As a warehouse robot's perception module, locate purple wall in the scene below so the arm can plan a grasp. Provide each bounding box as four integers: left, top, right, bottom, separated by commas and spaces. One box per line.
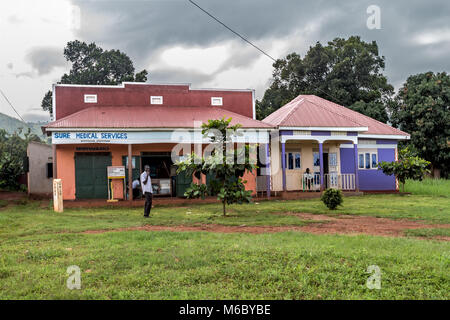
311, 131, 331, 136
340, 148, 356, 174
347, 132, 358, 136
358, 148, 396, 190
280, 130, 293, 136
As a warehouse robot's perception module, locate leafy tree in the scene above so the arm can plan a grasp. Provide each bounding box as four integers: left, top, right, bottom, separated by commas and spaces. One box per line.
389, 71, 450, 178
256, 36, 394, 122
176, 118, 256, 216
378, 147, 431, 193
41, 40, 148, 115
0, 128, 41, 190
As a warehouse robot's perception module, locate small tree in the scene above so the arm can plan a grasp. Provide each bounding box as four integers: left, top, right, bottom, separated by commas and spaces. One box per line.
378, 147, 431, 193
176, 118, 256, 216
321, 189, 343, 210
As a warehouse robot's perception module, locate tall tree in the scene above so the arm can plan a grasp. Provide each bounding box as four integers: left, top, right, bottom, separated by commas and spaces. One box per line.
389, 71, 450, 178
41, 40, 148, 115
256, 36, 394, 122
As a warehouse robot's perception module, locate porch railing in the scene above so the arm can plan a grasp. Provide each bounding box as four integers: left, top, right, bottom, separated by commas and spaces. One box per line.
324, 173, 355, 190
301, 173, 355, 191
301, 173, 321, 191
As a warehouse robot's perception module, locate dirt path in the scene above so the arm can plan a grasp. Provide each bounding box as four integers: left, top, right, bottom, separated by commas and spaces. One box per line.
82, 212, 450, 240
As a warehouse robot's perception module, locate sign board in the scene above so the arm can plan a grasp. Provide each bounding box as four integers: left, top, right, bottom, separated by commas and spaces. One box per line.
53, 179, 63, 212
107, 166, 126, 179
51, 130, 269, 144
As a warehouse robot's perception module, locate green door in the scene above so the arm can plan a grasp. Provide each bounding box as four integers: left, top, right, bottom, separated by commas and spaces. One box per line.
176, 172, 192, 197
122, 156, 141, 182
75, 153, 112, 199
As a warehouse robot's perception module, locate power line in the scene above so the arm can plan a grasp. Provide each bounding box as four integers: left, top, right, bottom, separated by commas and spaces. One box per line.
187, 1, 349, 107
0, 88, 28, 124
188, 0, 277, 62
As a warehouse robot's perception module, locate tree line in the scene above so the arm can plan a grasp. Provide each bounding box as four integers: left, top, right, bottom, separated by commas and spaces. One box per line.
40, 38, 449, 178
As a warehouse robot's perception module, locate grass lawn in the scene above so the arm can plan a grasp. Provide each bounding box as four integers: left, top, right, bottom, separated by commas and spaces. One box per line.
404, 178, 450, 197
0, 185, 449, 299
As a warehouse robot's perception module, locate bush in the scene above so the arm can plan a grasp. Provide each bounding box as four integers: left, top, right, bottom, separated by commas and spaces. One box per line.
321, 189, 343, 210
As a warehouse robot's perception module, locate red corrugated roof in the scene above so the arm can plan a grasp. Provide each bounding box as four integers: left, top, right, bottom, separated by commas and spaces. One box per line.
263, 95, 409, 136
45, 105, 272, 129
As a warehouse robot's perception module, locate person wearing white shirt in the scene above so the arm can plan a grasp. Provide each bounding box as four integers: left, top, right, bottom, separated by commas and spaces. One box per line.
140, 165, 153, 217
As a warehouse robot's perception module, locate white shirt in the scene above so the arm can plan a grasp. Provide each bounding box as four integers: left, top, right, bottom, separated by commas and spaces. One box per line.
140, 172, 153, 194
132, 180, 140, 189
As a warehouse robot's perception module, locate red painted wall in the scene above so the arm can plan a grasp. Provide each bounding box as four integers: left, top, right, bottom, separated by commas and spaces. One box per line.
54, 83, 254, 120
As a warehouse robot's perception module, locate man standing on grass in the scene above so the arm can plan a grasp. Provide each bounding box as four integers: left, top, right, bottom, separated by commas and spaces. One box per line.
141, 165, 153, 218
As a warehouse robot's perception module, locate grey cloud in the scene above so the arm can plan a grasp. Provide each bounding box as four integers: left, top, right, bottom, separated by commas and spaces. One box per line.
68, 0, 450, 90
25, 47, 67, 76
14, 71, 34, 79
150, 67, 215, 87
6, 63, 13, 70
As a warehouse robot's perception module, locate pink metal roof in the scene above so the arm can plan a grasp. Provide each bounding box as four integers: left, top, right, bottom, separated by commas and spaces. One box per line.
45, 105, 272, 130
263, 95, 409, 136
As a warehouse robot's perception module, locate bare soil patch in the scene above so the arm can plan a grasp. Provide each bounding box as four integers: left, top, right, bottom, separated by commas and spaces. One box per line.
82, 212, 450, 240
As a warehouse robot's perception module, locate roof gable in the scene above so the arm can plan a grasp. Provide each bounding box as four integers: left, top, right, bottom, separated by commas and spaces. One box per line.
263, 95, 409, 136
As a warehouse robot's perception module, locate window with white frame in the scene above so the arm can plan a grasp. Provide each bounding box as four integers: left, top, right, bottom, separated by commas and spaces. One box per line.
84, 94, 97, 103
313, 152, 320, 167
150, 96, 163, 105
358, 152, 378, 169
285, 152, 301, 170
211, 97, 223, 106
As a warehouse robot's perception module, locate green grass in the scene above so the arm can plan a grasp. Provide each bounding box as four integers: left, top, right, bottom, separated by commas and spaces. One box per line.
0, 231, 448, 299
405, 178, 450, 197
404, 228, 450, 238
0, 192, 449, 299
0, 193, 449, 240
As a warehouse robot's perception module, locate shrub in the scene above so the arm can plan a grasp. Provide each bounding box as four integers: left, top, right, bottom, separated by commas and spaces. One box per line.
321, 189, 343, 210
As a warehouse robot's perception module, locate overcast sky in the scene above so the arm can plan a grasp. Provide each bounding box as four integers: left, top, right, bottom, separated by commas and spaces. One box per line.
1, 0, 449, 122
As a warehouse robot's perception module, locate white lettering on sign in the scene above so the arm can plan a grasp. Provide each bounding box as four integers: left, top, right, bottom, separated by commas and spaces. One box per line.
51, 130, 270, 145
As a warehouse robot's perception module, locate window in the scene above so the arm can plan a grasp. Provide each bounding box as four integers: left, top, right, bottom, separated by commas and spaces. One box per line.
329, 153, 337, 166
211, 97, 223, 106
295, 153, 301, 169
84, 94, 97, 103
151, 96, 163, 105
313, 152, 320, 167
125, 156, 137, 169
285, 152, 301, 170
359, 154, 364, 169
372, 153, 378, 168
359, 152, 378, 169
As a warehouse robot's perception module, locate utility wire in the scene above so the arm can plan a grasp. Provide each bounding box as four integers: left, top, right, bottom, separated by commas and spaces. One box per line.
0, 88, 28, 124
187, 0, 348, 107
188, 0, 277, 62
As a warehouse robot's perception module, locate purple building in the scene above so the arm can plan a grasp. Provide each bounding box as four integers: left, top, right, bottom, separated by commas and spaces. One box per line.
263, 95, 409, 192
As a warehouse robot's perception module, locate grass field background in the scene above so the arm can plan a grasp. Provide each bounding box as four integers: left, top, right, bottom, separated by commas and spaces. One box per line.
0, 179, 449, 299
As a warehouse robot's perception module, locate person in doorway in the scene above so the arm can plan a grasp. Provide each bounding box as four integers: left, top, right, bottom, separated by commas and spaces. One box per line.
132, 179, 141, 199
304, 168, 313, 191
141, 165, 153, 217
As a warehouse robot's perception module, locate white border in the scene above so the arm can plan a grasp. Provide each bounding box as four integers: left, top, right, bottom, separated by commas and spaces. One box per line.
358, 134, 410, 140
84, 94, 97, 103
279, 126, 368, 132
150, 96, 163, 105
211, 97, 223, 106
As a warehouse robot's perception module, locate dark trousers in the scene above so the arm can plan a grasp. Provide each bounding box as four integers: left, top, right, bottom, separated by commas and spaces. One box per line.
144, 192, 153, 216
